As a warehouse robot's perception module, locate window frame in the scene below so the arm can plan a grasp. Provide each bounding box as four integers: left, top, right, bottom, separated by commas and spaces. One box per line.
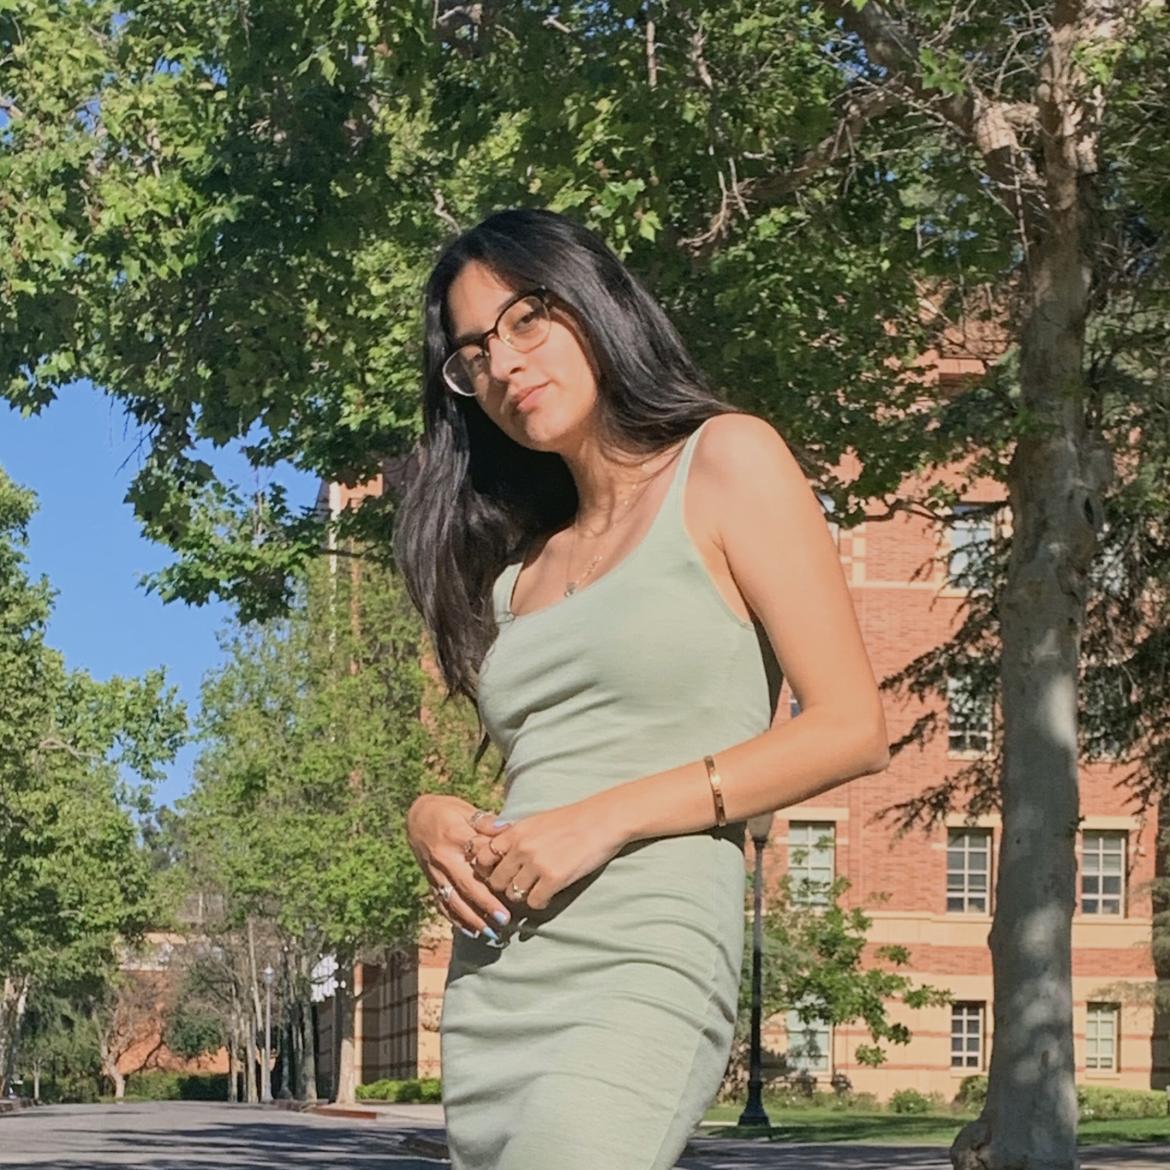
946, 673, 994, 757
1085, 1002, 1120, 1073
785, 1006, 833, 1075
946, 827, 993, 915
950, 1001, 986, 1071
946, 502, 997, 590
1080, 830, 1127, 917
788, 821, 836, 908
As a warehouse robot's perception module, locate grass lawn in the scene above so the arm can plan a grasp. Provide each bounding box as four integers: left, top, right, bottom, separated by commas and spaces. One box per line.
701, 1103, 1170, 1145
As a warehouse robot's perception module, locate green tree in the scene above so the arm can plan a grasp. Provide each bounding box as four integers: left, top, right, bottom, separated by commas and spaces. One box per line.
176, 557, 494, 1102
0, 466, 186, 1092
724, 874, 949, 1100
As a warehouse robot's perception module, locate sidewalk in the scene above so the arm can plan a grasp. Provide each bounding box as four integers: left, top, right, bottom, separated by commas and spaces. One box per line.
308, 1104, 1170, 1170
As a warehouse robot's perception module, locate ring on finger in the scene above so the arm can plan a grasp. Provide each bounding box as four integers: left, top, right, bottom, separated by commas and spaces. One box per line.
463, 838, 476, 860
469, 808, 492, 829
436, 883, 454, 902
510, 881, 529, 901
488, 838, 508, 859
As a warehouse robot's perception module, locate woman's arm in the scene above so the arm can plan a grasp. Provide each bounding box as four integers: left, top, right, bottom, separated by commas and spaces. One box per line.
594, 411, 888, 844
471, 414, 888, 910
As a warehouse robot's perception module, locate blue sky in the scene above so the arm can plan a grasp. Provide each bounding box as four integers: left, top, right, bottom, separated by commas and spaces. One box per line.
0, 383, 319, 808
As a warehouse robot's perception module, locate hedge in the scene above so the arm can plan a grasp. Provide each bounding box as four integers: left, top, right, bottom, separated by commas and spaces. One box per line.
356, 1077, 442, 1103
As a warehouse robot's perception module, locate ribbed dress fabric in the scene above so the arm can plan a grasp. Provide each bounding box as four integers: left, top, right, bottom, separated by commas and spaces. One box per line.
440, 418, 781, 1169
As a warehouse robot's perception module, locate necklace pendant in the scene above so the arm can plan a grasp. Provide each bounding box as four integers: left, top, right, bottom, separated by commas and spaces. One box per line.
564, 582, 577, 597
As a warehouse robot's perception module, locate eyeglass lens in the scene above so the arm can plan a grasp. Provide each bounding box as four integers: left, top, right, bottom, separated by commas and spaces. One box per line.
443, 294, 550, 396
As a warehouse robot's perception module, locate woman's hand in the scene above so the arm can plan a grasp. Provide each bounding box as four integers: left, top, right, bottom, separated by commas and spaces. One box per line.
405, 794, 514, 938
467, 798, 628, 911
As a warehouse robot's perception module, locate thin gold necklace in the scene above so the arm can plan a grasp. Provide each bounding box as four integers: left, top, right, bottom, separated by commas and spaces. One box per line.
562, 448, 680, 597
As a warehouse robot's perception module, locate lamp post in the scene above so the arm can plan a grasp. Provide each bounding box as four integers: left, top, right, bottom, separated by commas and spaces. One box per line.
738, 812, 774, 1129
261, 964, 274, 1105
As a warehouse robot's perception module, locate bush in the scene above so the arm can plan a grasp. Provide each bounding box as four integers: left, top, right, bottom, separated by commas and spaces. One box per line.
123, 1071, 228, 1102
1077, 1085, 1167, 1120
178, 1073, 229, 1101
889, 1088, 933, 1114
356, 1077, 442, 1104
806, 1088, 879, 1112
955, 1074, 988, 1111
125, 1071, 181, 1100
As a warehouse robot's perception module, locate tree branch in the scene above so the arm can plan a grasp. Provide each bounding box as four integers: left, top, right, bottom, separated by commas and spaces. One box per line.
820, 0, 1042, 234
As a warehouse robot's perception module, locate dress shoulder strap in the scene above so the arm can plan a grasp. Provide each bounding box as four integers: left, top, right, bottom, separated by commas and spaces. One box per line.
660, 415, 715, 518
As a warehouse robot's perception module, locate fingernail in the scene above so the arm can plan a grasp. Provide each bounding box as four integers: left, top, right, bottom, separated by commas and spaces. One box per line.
482, 925, 500, 942
492, 910, 510, 926
459, 927, 479, 939
494, 820, 512, 827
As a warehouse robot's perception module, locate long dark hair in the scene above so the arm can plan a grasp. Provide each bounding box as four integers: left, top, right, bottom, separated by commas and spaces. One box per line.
394, 208, 732, 703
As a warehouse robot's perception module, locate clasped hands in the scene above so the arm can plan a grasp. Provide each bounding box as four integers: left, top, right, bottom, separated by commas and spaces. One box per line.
407, 792, 626, 940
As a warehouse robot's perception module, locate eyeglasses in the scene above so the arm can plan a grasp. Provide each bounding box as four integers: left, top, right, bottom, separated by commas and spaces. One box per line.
442, 287, 552, 398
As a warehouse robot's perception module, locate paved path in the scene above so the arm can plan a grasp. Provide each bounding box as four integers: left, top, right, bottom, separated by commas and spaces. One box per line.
0, 1102, 439, 1169
2, 1101, 1169, 1169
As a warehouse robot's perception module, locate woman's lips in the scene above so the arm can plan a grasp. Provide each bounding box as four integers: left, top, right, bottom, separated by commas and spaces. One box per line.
514, 383, 549, 413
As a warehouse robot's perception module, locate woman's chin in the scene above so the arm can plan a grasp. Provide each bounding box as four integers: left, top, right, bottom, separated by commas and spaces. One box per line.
510, 405, 585, 452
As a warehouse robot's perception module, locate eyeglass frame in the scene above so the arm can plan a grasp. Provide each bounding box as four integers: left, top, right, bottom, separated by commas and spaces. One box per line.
441, 286, 553, 397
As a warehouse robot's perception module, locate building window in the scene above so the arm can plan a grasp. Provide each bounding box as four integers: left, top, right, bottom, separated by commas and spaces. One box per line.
947, 503, 996, 587
1081, 664, 1128, 761
947, 828, 991, 914
951, 1002, 985, 1069
1086, 1003, 1119, 1071
1081, 831, 1126, 916
789, 822, 835, 906
947, 674, 992, 756
786, 1008, 832, 1074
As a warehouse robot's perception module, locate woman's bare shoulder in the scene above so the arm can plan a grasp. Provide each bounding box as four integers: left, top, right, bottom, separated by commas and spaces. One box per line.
691, 413, 806, 507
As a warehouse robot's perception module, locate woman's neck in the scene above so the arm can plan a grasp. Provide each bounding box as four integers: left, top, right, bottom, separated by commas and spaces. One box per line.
559, 434, 683, 531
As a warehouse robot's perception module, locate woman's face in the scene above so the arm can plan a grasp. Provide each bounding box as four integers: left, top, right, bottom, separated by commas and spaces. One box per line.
444, 260, 601, 452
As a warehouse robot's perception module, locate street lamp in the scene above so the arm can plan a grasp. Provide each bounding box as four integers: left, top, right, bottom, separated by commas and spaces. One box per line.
261, 964, 275, 1105
738, 812, 774, 1129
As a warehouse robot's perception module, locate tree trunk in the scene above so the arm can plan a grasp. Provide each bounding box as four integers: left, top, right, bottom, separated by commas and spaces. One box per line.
276, 1017, 293, 1099
227, 1020, 239, 1104
297, 998, 318, 1103
246, 917, 269, 1104
951, 26, 1110, 1168
101, 1049, 126, 1101
334, 959, 357, 1105
0, 976, 29, 1097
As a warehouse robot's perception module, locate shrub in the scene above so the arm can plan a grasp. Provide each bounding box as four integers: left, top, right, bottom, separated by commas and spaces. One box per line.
356, 1077, 441, 1104
125, 1071, 182, 1100
1076, 1085, 1167, 1120
889, 1087, 933, 1114
123, 1071, 227, 1101
809, 1088, 879, 1112
955, 1074, 988, 1111
178, 1073, 229, 1101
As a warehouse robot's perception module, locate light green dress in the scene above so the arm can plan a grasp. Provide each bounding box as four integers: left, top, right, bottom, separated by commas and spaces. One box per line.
440, 418, 781, 1169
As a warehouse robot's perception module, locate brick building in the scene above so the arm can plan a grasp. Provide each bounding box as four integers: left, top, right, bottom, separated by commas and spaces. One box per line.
320, 351, 1159, 1102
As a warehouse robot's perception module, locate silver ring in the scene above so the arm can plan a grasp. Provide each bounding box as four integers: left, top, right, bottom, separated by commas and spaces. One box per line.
463, 838, 476, 860
436, 883, 454, 902
511, 882, 528, 900
469, 809, 492, 829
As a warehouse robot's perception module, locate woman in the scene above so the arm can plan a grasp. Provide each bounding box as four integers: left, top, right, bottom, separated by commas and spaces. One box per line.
396, 208, 888, 1169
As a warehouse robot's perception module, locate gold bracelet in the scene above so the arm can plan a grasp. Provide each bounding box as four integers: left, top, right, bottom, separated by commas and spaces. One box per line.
703, 754, 727, 828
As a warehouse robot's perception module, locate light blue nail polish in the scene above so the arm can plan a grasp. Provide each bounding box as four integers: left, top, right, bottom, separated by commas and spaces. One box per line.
492, 910, 510, 926
459, 927, 479, 939
482, 925, 500, 942
494, 820, 512, 827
